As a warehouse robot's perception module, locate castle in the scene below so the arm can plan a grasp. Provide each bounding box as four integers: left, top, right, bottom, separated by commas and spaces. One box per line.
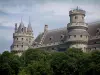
11, 7, 100, 56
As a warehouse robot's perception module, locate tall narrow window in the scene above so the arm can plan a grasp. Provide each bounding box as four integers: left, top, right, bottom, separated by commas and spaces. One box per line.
75, 16, 78, 19
17, 38, 18, 40
17, 45, 18, 47
22, 45, 23, 47
80, 35, 82, 37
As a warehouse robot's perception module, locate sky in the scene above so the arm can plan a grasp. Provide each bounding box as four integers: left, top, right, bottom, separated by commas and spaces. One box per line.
0, 0, 100, 53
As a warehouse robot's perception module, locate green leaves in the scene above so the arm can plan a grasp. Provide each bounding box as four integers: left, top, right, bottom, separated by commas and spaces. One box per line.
1, 48, 100, 75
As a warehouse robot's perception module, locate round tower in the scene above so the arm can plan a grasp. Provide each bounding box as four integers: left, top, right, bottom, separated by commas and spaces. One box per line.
10, 20, 34, 56
67, 7, 89, 52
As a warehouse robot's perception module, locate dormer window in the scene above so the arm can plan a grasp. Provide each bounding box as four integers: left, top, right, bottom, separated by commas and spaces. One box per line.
50, 37, 52, 40
61, 34, 64, 39
49, 36, 53, 41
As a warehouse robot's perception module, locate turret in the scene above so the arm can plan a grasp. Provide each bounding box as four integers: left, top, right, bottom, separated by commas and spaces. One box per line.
11, 18, 34, 56
44, 25, 48, 32
67, 7, 89, 52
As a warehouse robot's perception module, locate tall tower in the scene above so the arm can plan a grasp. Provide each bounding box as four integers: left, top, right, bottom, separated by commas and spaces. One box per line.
27, 17, 34, 46
10, 19, 34, 56
67, 7, 89, 52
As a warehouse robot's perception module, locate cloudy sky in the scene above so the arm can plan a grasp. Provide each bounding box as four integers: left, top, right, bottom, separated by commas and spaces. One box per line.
0, 0, 100, 53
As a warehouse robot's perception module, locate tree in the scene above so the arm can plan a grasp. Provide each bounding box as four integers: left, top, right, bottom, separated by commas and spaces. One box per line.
0, 51, 21, 75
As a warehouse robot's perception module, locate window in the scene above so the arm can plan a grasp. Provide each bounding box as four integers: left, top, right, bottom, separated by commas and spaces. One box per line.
80, 35, 82, 37
22, 45, 23, 47
60, 35, 64, 39
49, 36, 53, 41
61, 35, 63, 38
74, 35, 76, 37
22, 28, 23, 32
17, 45, 18, 47
50, 38, 52, 40
52, 48, 54, 50
22, 38, 23, 40
75, 16, 78, 19
17, 38, 18, 40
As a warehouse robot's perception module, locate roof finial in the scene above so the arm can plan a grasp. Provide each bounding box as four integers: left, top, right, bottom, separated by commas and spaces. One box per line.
21, 16, 23, 23
29, 16, 31, 25
77, 6, 79, 10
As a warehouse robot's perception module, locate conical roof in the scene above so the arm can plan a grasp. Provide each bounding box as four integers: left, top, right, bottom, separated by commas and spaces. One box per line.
17, 20, 25, 32
27, 18, 33, 32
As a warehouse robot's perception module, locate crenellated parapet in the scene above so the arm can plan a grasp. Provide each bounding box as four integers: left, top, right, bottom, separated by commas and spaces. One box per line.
69, 7, 86, 16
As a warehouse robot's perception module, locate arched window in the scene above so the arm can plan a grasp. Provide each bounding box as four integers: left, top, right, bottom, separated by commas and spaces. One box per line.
75, 16, 78, 19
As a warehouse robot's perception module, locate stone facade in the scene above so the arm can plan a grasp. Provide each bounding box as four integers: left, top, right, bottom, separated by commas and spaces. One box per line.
10, 20, 34, 56
11, 7, 100, 55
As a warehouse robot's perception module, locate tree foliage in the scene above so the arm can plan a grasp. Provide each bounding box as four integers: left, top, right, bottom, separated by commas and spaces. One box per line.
1, 48, 100, 75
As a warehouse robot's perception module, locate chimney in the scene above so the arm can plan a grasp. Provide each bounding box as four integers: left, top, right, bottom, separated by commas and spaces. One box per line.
44, 25, 48, 32
15, 23, 17, 33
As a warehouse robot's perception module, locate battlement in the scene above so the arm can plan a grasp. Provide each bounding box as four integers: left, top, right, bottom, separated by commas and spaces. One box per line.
69, 7, 86, 16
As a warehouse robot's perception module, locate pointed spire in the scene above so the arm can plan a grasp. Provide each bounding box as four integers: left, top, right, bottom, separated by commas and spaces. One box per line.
27, 16, 33, 32
20, 16, 24, 24
29, 16, 31, 25
18, 17, 25, 32
76, 6, 79, 10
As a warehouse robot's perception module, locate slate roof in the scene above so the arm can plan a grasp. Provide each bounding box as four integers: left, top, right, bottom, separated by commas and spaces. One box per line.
42, 27, 67, 44
33, 22, 100, 46
88, 21, 100, 36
